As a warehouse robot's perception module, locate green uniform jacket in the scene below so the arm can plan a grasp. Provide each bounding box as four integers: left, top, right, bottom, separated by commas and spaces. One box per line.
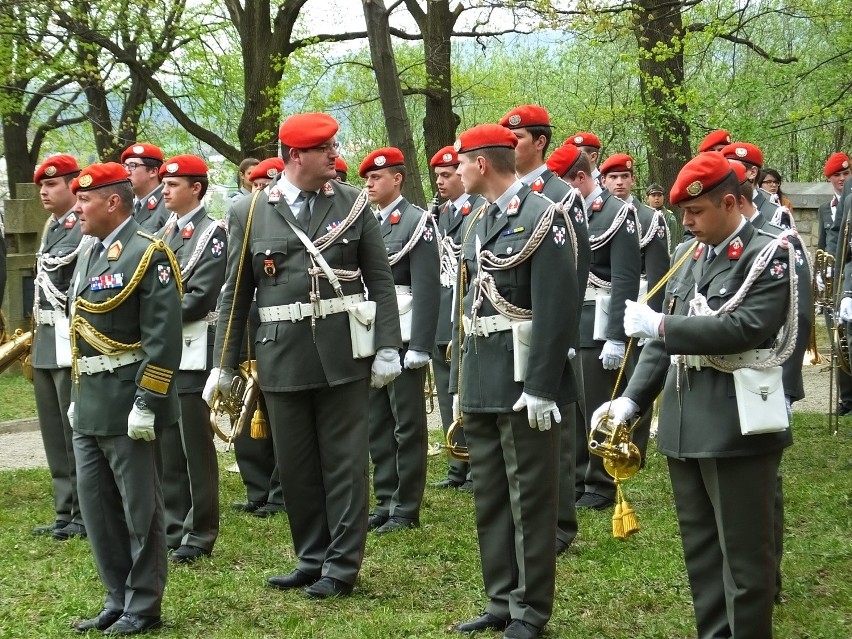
450, 186, 579, 411
214, 180, 402, 392
382, 198, 440, 354
580, 190, 641, 346
753, 188, 780, 224
634, 201, 671, 312
135, 184, 170, 233
156, 207, 227, 393
69, 221, 182, 435
624, 224, 794, 457
32, 211, 84, 368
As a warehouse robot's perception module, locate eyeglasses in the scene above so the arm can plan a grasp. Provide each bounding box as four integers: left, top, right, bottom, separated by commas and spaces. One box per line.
123, 162, 144, 172
305, 141, 340, 154
761, 179, 779, 186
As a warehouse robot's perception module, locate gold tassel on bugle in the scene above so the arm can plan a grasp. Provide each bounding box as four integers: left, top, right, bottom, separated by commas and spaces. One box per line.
612, 482, 639, 539
250, 407, 268, 439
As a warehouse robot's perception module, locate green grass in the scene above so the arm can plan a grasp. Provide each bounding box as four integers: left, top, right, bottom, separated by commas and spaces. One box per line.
0, 371, 37, 421
0, 414, 850, 638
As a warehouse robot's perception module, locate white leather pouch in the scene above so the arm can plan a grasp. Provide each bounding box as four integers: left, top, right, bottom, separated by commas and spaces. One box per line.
348, 301, 377, 359
732, 366, 789, 435
55, 316, 72, 368
511, 320, 533, 382
397, 293, 413, 343
180, 320, 208, 370
592, 296, 611, 342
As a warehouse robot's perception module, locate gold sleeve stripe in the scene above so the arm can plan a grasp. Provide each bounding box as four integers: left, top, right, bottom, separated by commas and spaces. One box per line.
140, 374, 170, 394
145, 364, 173, 376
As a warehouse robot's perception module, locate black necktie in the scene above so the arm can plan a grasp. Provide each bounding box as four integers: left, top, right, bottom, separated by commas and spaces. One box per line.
484, 204, 500, 234
448, 203, 457, 218
297, 191, 315, 228
134, 200, 142, 216
706, 247, 716, 263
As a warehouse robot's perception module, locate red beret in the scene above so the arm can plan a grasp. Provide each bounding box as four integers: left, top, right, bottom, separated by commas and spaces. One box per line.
159, 155, 208, 179
335, 157, 349, 173
499, 105, 551, 129
430, 146, 458, 168
71, 162, 131, 195
567, 132, 601, 149
34, 154, 80, 183
824, 152, 851, 177
248, 157, 284, 182
698, 129, 731, 153
670, 152, 735, 205
600, 153, 635, 175
120, 142, 164, 164
278, 113, 339, 148
454, 124, 518, 154
727, 159, 748, 184
359, 147, 405, 178
721, 142, 763, 168
546, 144, 582, 177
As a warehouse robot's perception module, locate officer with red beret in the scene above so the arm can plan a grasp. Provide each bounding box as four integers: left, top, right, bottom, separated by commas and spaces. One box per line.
449, 123, 579, 639
697, 129, 731, 153
206, 113, 402, 598
335, 156, 349, 182
596, 151, 795, 639
30, 154, 87, 541
721, 142, 782, 223
566, 132, 602, 186
68, 162, 182, 634
120, 142, 170, 233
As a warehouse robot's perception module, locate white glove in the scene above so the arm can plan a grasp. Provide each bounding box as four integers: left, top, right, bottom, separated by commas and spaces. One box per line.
568, 348, 576, 360
127, 405, 156, 441
202, 366, 235, 407
624, 299, 664, 340
599, 340, 625, 370
403, 349, 430, 370
590, 397, 639, 434
452, 393, 460, 420
840, 297, 852, 322
512, 392, 562, 431
67, 402, 75, 430
816, 273, 825, 294
371, 347, 402, 388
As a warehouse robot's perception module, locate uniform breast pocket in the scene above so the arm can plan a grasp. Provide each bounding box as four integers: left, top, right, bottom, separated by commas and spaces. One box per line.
323, 229, 358, 267
253, 239, 289, 286
385, 239, 405, 261
706, 276, 741, 309
491, 235, 529, 286
667, 280, 693, 314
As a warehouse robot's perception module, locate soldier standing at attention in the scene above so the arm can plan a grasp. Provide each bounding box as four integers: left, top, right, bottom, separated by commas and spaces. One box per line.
121, 143, 170, 233
205, 113, 402, 599
500, 105, 591, 555
721, 142, 780, 221
31, 154, 87, 540
156, 155, 227, 562
449, 124, 579, 639
567, 132, 603, 186
697, 129, 731, 153
429, 145, 485, 492
68, 163, 181, 635
360, 147, 440, 534
596, 151, 795, 639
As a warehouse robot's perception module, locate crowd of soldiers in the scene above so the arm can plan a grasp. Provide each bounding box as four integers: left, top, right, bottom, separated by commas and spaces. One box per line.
21, 105, 849, 638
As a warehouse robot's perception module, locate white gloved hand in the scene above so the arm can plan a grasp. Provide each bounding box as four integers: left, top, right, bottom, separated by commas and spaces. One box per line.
403, 349, 431, 370
127, 405, 156, 441
202, 366, 235, 407
371, 347, 402, 388
599, 340, 626, 370
590, 397, 639, 433
816, 273, 825, 294
568, 348, 576, 360
67, 402, 76, 430
624, 299, 664, 340
512, 392, 562, 431
452, 393, 460, 420
840, 297, 852, 322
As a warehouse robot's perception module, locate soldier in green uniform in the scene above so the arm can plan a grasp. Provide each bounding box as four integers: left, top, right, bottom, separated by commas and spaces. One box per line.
500, 105, 591, 555
121, 143, 170, 233
567, 131, 602, 187
335, 157, 349, 183
155, 155, 227, 562
30, 154, 87, 540
429, 145, 485, 491
646, 183, 680, 249
67, 162, 182, 635
205, 113, 402, 599
721, 142, 780, 221
359, 147, 440, 534
448, 124, 579, 639
247, 157, 284, 193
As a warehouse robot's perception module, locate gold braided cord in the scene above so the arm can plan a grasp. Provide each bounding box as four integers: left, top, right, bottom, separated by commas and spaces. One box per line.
73, 317, 141, 354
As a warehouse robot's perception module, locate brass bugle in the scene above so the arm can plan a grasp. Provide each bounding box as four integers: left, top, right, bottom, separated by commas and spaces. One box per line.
445, 417, 469, 462
588, 413, 641, 481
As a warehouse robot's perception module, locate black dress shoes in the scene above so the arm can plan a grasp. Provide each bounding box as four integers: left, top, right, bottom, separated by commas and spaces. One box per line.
102, 612, 163, 635
252, 502, 286, 518
432, 478, 464, 489
555, 538, 570, 556
33, 520, 68, 536
170, 544, 211, 563
303, 576, 353, 599
458, 480, 474, 493
451, 612, 510, 633
267, 569, 320, 590
503, 619, 541, 639
53, 522, 87, 541
576, 492, 615, 510
367, 513, 388, 530
232, 500, 265, 513
374, 516, 419, 535
74, 608, 123, 633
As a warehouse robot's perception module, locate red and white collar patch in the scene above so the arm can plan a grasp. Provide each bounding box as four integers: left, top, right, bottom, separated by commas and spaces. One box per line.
182, 221, 195, 239
64, 213, 77, 228
506, 195, 520, 216
727, 236, 743, 259
390, 209, 401, 224
147, 196, 158, 210
531, 176, 544, 192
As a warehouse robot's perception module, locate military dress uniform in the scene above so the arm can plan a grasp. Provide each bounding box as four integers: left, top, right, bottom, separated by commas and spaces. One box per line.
213, 173, 401, 589
156, 201, 226, 556
575, 187, 640, 504
367, 194, 440, 529
134, 184, 170, 234
68, 168, 181, 627
450, 176, 579, 633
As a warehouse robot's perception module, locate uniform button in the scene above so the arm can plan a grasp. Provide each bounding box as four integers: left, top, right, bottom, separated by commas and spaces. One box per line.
719, 288, 726, 295
506, 246, 513, 254
265, 249, 271, 255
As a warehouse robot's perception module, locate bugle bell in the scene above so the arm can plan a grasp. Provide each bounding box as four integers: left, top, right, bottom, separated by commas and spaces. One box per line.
588, 412, 641, 481
444, 417, 469, 462
209, 360, 260, 442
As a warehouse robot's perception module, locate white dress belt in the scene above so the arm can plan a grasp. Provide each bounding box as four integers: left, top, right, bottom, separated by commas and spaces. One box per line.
462, 314, 517, 337
258, 293, 365, 323
36, 309, 65, 326
76, 349, 144, 375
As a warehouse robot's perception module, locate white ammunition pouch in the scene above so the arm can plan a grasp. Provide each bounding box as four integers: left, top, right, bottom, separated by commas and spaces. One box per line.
463, 315, 532, 382
395, 285, 413, 343
179, 320, 208, 371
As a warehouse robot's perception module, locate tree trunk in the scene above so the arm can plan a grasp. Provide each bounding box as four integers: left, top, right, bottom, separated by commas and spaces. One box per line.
363, 0, 426, 206
2, 106, 36, 199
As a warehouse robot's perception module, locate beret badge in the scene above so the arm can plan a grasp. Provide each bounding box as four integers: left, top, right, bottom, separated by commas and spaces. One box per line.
45, 166, 57, 177
79, 174, 93, 188
686, 180, 703, 197
508, 114, 522, 126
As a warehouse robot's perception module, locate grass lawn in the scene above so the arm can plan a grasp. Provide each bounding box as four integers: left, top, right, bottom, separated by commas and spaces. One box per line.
0, 413, 850, 638
0, 370, 36, 421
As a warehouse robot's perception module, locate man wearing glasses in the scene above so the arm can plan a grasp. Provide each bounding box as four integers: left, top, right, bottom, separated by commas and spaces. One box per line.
120, 143, 170, 233
206, 113, 402, 598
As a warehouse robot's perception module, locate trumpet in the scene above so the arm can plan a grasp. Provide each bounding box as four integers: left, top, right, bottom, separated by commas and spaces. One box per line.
815, 249, 851, 375
444, 417, 469, 462
209, 360, 263, 442
588, 412, 642, 481
0, 326, 33, 376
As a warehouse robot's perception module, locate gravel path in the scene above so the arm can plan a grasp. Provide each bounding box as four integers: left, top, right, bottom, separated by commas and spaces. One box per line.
0, 356, 834, 471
